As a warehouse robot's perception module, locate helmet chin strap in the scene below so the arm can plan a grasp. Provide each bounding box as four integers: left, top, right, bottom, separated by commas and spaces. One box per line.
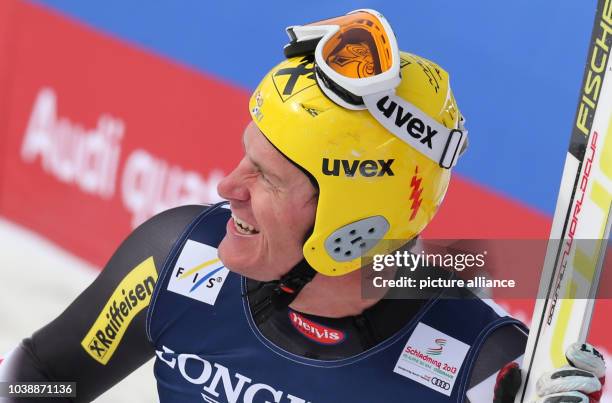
272, 259, 317, 307
271, 234, 423, 308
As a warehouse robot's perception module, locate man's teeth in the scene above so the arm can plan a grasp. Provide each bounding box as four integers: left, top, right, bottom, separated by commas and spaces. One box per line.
232, 214, 259, 235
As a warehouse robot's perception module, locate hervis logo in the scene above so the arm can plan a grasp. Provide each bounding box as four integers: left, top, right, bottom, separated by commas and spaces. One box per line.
289, 311, 345, 345
167, 240, 229, 305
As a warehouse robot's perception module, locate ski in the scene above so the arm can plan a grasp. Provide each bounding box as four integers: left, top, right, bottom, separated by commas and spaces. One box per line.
515, 1, 612, 401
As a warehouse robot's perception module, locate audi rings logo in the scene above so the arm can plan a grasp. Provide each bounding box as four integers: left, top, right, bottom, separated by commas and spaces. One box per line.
431, 377, 450, 390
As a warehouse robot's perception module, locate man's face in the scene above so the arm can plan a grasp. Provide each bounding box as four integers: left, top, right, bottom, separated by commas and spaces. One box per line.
217, 121, 318, 281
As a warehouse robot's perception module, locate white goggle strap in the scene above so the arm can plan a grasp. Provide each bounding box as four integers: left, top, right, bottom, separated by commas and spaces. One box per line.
363, 92, 467, 169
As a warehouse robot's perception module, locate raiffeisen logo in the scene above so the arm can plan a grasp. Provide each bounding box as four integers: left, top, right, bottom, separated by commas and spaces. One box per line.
81, 257, 157, 365
426, 339, 447, 356
156, 345, 311, 403
289, 311, 345, 345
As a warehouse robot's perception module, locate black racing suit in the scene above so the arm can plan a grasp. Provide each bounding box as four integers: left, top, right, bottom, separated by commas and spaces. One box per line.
0, 205, 527, 402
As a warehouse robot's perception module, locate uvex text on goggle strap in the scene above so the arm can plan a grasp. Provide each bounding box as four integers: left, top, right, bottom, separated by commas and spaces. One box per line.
284, 9, 467, 169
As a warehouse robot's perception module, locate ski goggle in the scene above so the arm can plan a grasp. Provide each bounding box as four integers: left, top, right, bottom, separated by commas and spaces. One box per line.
284, 9, 401, 110
284, 9, 467, 169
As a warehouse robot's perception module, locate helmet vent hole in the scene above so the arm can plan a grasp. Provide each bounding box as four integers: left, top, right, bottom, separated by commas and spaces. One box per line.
324, 216, 390, 263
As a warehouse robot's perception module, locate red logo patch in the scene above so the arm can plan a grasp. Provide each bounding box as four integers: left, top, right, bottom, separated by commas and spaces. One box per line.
288, 311, 345, 345
409, 166, 423, 221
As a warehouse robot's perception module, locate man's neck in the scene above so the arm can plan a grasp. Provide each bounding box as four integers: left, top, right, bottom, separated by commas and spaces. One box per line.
285, 239, 418, 318
288, 270, 382, 318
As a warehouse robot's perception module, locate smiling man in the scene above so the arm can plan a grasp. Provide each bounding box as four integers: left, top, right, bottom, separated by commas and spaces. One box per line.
0, 9, 605, 403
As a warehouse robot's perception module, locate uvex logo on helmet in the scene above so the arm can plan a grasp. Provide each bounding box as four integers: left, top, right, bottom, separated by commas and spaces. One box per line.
289, 311, 345, 344
376, 95, 437, 149
322, 158, 394, 177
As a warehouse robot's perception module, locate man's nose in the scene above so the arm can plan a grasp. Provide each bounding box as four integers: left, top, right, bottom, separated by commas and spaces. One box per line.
217, 162, 250, 202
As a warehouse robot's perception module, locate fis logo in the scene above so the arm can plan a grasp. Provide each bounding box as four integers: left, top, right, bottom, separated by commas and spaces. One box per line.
81, 257, 157, 365
426, 338, 447, 356
167, 240, 229, 306
376, 95, 437, 149
321, 158, 394, 177
176, 257, 225, 292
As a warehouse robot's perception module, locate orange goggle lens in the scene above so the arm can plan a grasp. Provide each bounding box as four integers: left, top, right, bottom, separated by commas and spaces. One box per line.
312, 11, 394, 78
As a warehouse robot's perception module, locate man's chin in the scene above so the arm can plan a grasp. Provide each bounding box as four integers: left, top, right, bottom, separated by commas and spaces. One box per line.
217, 235, 305, 282
218, 239, 269, 281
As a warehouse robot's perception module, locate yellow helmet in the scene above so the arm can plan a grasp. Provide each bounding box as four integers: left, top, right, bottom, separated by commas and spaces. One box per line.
249, 52, 464, 277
